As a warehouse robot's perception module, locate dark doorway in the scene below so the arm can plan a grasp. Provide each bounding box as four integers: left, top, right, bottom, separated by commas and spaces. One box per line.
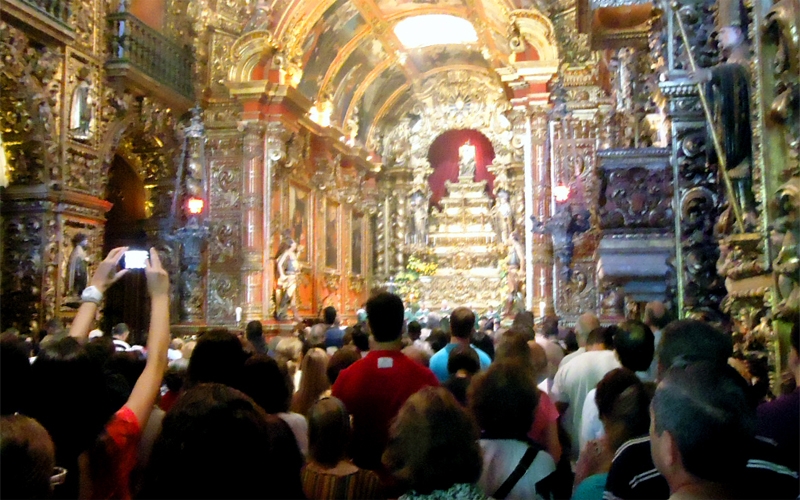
102, 155, 149, 343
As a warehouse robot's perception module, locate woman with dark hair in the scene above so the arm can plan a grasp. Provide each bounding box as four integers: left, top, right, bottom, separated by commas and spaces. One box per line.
572, 368, 651, 500
240, 355, 308, 456
28, 247, 171, 499
141, 383, 304, 499
1, 413, 58, 499
468, 362, 556, 500
443, 344, 481, 406
383, 387, 486, 499
301, 397, 380, 499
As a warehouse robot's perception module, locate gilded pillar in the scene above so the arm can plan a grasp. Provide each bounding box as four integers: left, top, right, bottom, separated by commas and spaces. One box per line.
529, 105, 551, 315
390, 168, 412, 274
374, 184, 393, 281
661, 0, 725, 319
241, 122, 265, 322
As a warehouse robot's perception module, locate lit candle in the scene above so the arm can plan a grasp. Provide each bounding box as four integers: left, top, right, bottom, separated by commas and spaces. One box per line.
235, 307, 242, 323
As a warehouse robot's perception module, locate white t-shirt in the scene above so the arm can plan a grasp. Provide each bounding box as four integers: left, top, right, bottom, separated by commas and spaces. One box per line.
478, 439, 556, 500
278, 411, 308, 457
550, 349, 620, 459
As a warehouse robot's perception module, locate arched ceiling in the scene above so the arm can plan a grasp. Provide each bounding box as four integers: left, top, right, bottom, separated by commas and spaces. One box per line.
260, 0, 560, 146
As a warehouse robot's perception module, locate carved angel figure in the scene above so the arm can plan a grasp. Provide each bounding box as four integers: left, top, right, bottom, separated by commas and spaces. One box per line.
408, 191, 429, 245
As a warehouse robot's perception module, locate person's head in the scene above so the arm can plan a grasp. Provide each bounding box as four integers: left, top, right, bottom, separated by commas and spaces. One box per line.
450, 307, 475, 340
187, 329, 246, 390
327, 345, 361, 385
575, 313, 601, 346
142, 383, 304, 499
274, 337, 303, 374
71, 233, 88, 248
350, 324, 370, 352
240, 355, 293, 413
494, 329, 531, 367
0, 414, 56, 499
1, 334, 32, 416
468, 361, 539, 440
403, 346, 431, 367
586, 327, 610, 350
28, 337, 110, 493
323, 306, 337, 326
541, 314, 559, 339
527, 340, 548, 384
383, 387, 482, 494
407, 321, 422, 341
293, 348, 330, 416
366, 292, 405, 342
595, 368, 651, 452
643, 301, 669, 331
718, 25, 744, 50
245, 320, 263, 342
427, 328, 450, 352
657, 320, 732, 379
111, 323, 129, 341
650, 363, 755, 487
447, 344, 480, 377
510, 311, 535, 340
308, 397, 351, 468
614, 320, 655, 372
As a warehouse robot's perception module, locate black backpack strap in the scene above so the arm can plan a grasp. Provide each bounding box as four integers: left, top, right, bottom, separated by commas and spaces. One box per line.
492, 446, 539, 499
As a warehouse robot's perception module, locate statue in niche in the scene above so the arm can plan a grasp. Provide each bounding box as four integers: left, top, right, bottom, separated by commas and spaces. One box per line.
504, 231, 525, 317
275, 233, 301, 321
67, 233, 90, 299
689, 3, 757, 229
493, 189, 515, 243
69, 70, 94, 140
458, 140, 477, 179
408, 191, 429, 245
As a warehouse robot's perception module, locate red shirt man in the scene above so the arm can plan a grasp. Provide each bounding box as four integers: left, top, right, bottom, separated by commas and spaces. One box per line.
332, 292, 438, 470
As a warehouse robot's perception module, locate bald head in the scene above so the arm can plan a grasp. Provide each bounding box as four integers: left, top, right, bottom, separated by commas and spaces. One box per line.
644, 301, 669, 330
575, 313, 600, 346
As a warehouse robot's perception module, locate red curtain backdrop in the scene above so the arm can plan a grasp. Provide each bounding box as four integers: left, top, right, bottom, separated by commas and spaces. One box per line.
427, 129, 496, 206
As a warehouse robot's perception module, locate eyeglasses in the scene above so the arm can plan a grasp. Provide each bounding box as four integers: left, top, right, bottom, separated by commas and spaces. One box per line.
50, 467, 67, 487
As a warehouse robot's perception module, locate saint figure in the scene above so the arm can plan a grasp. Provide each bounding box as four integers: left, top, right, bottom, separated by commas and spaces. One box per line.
69, 78, 93, 140
67, 233, 90, 297
275, 236, 301, 321
458, 141, 477, 179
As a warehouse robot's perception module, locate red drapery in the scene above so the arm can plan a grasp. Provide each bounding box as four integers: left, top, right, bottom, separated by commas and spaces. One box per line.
427, 129, 496, 206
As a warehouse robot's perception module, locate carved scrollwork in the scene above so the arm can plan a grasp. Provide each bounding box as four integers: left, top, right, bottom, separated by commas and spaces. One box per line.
599, 166, 673, 230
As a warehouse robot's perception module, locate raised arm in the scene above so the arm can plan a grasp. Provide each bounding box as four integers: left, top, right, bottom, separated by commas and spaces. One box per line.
68, 246, 128, 342
125, 248, 171, 425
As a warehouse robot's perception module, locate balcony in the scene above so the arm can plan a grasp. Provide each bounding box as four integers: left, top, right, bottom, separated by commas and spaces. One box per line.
595, 148, 674, 302
1, 0, 75, 45
106, 10, 194, 110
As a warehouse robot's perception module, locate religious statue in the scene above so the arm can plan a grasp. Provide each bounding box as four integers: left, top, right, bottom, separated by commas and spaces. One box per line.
504, 231, 525, 317
493, 189, 515, 243
689, 4, 757, 228
408, 191, 428, 245
67, 233, 90, 298
458, 141, 477, 179
69, 73, 93, 140
275, 235, 301, 321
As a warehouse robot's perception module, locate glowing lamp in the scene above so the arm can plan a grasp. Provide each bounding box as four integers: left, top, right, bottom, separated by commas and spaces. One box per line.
187, 197, 205, 214
554, 184, 570, 203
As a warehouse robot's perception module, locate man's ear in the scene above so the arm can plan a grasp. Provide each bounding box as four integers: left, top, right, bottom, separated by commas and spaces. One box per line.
661, 429, 680, 470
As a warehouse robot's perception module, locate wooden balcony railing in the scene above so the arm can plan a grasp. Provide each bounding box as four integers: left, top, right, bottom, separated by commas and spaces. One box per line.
106, 10, 194, 104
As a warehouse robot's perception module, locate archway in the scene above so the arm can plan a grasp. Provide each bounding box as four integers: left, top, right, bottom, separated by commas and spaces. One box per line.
102, 155, 148, 340
427, 129, 495, 206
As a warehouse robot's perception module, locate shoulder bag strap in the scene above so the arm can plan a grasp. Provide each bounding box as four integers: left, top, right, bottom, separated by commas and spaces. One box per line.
492, 446, 539, 499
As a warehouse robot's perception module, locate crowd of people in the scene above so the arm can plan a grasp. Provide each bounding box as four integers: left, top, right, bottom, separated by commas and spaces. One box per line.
1, 247, 798, 499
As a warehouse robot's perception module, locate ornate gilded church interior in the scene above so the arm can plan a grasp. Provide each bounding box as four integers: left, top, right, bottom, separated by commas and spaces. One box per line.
0, 0, 798, 390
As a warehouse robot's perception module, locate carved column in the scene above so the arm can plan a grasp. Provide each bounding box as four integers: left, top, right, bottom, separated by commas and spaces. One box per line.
374, 183, 392, 281
661, 0, 725, 319
529, 105, 551, 315
241, 122, 265, 322
390, 168, 411, 274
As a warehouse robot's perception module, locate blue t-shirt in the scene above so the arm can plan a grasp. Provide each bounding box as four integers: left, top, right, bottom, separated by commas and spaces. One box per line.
429, 343, 492, 382
324, 326, 345, 349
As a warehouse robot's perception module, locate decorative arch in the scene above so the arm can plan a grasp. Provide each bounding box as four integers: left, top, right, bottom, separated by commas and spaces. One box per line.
228, 30, 277, 83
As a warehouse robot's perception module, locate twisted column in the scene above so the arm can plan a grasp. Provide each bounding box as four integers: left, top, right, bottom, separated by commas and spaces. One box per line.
241, 122, 265, 321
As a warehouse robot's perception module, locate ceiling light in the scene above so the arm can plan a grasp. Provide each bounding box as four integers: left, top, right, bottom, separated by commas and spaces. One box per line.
394, 15, 478, 49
